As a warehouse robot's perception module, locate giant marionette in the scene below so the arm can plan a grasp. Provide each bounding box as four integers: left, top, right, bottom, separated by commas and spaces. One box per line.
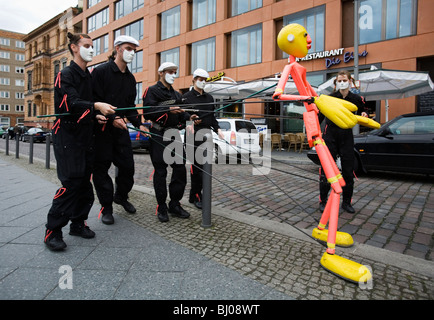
272, 24, 380, 283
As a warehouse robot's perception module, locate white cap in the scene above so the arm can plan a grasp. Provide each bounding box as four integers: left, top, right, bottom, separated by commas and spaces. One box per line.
158, 62, 178, 72
193, 68, 209, 79
114, 35, 139, 47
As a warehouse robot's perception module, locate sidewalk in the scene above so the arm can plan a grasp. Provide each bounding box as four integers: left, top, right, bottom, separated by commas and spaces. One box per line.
0, 153, 433, 302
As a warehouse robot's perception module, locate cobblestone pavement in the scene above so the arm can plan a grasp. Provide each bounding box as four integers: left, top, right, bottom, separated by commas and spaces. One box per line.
1, 146, 433, 300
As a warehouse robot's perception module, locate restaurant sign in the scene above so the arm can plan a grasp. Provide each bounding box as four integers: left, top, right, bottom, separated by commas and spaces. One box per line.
296, 48, 368, 69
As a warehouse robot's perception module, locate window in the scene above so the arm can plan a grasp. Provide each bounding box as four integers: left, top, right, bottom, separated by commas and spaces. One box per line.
15, 54, 25, 61
15, 79, 24, 86
135, 82, 142, 104
161, 6, 181, 40
115, 0, 144, 20
0, 65, 10, 72
15, 41, 25, 49
160, 48, 180, 76
87, 7, 109, 33
359, 0, 417, 44
0, 38, 10, 46
115, 20, 144, 41
88, 0, 102, 8
93, 34, 109, 56
231, 0, 262, 16
15, 92, 24, 99
192, 0, 216, 29
283, 5, 325, 56
128, 50, 143, 73
0, 51, 10, 59
15, 67, 24, 74
0, 91, 10, 98
191, 37, 215, 74
15, 105, 24, 112
231, 24, 262, 67
0, 78, 10, 85
0, 117, 10, 127
0, 104, 10, 111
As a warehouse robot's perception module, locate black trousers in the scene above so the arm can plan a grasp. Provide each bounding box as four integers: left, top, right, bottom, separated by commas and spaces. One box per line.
319, 125, 355, 204
46, 122, 94, 232
92, 126, 135, 210
188, 127, 213, 202
149, 127, 186, 211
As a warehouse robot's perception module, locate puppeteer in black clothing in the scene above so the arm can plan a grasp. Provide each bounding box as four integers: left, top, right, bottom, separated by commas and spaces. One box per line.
318, 70, 367, 214
182, 68, 224, 209
45, 33, 116, 251
91, 35, 146, 225
142, 62, 192, 222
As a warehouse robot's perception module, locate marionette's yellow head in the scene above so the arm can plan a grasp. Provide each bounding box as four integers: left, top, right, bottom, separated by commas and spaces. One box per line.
277, 23, 312, 58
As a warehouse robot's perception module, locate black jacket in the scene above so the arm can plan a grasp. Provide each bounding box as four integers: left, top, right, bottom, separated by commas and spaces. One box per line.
182, 88, 220, 133
319, 90, 366, 131
91, 59, 141, 128
54, 60, 94, 124
142, 81, 190, 128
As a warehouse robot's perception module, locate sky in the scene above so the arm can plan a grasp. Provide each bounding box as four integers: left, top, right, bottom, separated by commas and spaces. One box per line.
0, 0, 79, 34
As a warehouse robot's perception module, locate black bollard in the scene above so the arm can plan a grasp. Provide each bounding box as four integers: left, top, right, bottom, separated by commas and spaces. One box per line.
45, 134, 51, 169
201, 133, 213, 228
5, 133, 9, 155
29, 136, 34, 164
15, 134, 19, 159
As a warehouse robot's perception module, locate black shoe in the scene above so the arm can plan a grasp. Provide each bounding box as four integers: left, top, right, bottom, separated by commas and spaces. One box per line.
189, 194, 202, 209
69, 222, 96, 239
319, 202, 326, 213
100, 207, 114, 225
114, 198, 136, 214
342, 202, 355, 213
157, 208, 169, 223
44, 229, 67, 251
169, 204, 190, 219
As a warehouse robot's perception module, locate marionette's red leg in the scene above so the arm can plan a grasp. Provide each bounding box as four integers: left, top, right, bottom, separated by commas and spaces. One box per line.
311, 137, 354, 248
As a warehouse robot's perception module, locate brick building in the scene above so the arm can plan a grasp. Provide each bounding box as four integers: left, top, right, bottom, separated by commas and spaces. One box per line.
0, 29, 26, 129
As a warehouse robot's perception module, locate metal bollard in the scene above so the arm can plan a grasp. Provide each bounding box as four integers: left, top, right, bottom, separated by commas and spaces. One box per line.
15, 134, 19, 159
201, 133, 213, 228
5, 133, 9, 155
29, 136, 34, 164
45, 134, 51, 169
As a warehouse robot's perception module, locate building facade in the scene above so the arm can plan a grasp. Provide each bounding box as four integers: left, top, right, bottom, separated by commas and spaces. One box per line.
22, 0, 434, 130
23, 8, 81, 129
0, 30, 26, 129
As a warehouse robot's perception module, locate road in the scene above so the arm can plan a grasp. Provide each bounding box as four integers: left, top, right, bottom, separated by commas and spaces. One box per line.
1, 137, 433, 261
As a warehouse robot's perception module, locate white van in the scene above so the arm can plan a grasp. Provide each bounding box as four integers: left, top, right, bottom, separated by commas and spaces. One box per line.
213, 119, 261, 164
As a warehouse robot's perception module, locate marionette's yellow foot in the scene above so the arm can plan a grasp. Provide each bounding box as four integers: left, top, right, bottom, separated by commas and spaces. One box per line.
320, 252, 372, 283
312, 228, 354, 247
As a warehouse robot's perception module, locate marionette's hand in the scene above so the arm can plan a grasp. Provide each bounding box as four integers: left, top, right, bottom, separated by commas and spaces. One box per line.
272, 88, 283, 99
95, 114, 107, 125
355, 115, 381, 129
314, 95, 380, 129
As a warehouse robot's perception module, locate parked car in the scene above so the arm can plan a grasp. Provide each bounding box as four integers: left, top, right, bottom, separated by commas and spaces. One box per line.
212, 118, 261, 163
0, 127, 6, 138
307, 111, 434, 175
129, 127, 150, 151
21, 127, 49, 143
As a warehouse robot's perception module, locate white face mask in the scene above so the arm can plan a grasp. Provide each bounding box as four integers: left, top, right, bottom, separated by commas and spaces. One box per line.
336, 80, 349, 90
165, 72, 176, 85
79, 45, 94, 62
195, 80, 206, 90
122, 49, 135, 64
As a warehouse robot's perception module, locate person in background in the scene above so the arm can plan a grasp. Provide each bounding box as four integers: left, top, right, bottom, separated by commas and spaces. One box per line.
44, 32, 116, 251
182, 68, 224, 209
318, 70, 368, 214
142, 62, 194, 222
91, 35, 148, 225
